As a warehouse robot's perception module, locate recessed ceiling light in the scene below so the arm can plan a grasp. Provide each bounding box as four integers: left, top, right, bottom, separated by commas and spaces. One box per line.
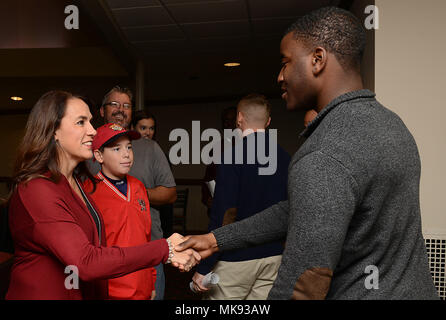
11, 96, 23, 101
224, 62, 240, 67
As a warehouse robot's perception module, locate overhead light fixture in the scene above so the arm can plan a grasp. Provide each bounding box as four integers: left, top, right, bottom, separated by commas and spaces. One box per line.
224, 62, 240, 67
11, 96, 23, 101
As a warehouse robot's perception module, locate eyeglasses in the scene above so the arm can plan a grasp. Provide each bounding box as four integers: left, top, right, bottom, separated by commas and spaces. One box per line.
104, 101, 132, 110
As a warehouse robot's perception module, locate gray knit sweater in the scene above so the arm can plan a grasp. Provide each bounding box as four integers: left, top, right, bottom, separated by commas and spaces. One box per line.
212, 90, 438, 300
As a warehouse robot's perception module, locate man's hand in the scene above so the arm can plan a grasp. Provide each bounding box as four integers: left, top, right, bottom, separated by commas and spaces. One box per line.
175, 233, 219, 260
191, 272, 211, 293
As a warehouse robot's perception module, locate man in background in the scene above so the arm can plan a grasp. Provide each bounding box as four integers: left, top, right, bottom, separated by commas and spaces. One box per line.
192, 94, 290, 299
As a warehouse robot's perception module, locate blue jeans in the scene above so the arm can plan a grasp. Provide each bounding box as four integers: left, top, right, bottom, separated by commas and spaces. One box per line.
154, 263, 165, 300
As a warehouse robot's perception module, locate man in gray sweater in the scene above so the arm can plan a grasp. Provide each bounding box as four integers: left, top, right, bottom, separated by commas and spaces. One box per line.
177, 7, 438, 299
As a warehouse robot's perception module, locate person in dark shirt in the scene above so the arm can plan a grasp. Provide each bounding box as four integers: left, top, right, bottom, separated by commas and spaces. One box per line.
191, 94, 290, 299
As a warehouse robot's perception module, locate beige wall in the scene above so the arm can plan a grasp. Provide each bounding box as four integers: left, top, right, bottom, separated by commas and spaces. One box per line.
375, 0, 446, 235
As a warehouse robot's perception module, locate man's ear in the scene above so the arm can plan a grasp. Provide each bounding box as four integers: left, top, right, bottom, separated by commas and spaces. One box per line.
311, 47, 327, 76
99, 106, 105, 118
265, 117, 271, 128
93, 150, 104, 164
236, 111, 244, 128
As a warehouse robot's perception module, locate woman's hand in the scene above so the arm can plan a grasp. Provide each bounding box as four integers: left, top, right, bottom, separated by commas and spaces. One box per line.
167, 233, 201, 272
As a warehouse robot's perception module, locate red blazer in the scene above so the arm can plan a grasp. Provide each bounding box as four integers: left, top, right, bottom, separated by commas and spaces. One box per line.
7, 174, 168, 300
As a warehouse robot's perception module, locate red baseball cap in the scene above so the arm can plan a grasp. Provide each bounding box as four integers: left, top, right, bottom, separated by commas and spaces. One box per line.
92, 123, 141, 151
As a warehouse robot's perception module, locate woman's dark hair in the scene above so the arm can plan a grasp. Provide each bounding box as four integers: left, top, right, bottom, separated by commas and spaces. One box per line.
7, 90, 96, 201
132, 109, 157, 140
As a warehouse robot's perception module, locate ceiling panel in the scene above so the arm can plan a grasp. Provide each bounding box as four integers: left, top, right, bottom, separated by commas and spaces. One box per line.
112, 6, 173, 27
161, 0, 228, 4
166, 0, 247, 23
182, 20, 250, 39
189, 36, 251, 53
134, 39, 188, 55
251, 17, 298, 36
248, 0, 332, 19
106, 0, 160, 8
123, 25, 184, 42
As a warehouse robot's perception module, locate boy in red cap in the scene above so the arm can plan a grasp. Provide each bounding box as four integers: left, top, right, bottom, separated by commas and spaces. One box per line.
83, 123, 156, 300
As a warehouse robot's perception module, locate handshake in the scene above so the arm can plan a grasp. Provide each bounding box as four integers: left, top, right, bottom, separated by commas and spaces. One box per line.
165, 233, 219, 272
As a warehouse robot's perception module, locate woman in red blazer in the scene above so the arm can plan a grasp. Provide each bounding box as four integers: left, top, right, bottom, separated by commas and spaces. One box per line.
6, 91, 199, 300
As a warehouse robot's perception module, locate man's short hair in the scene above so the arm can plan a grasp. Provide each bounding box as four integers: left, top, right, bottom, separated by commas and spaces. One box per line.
237, 93, 271, 126
102, 85, 133, 107
285, 6, 366, 71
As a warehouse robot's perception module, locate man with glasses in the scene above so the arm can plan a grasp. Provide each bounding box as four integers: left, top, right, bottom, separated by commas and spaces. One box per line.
100, 87, 133, 129
89, 86, 177, 300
